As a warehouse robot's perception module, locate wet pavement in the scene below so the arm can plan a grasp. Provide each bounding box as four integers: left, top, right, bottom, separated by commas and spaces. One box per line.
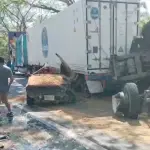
8, 77, 27, 99
0, 104, 89, 150
0, 77, 90, 150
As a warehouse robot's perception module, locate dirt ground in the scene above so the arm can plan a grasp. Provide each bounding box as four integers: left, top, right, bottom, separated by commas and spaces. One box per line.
9, 95, 26, 104
8, 94, 150, 145
38, 94, 150, 145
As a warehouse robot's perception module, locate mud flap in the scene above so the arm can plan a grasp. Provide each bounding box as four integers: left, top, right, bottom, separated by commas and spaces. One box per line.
86, 80, 103, 94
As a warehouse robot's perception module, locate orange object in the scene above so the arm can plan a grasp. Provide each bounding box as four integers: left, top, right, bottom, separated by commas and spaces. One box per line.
27, 74, 64, 87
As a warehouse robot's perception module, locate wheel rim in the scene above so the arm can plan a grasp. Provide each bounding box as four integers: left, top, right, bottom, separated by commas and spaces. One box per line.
112, 95, 120, 114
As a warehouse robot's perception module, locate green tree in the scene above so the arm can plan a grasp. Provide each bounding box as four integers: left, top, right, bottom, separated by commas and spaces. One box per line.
0, 0, 66, 32
139, 17, 150, 29
0, 35, 8, 59
0, 0, 66, 58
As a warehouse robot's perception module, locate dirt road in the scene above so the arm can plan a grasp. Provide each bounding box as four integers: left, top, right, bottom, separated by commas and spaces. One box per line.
7, 77, 150, 149
36, 95, 150, 146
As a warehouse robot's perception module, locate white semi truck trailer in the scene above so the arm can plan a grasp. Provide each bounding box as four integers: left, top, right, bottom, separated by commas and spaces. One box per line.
26, 0, 140, 95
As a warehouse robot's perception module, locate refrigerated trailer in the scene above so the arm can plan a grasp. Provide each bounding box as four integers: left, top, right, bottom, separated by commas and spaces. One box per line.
26, 0, 140, 94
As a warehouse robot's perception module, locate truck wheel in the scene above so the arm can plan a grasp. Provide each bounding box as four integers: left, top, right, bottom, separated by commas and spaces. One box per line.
66, 90, 76, 103
112, 92, 128, 116
123, 83, 141, 119
27, 95, 35, 106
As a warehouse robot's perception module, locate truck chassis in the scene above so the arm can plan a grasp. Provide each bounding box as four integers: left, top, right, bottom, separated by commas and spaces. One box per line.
111, 24, 150, 119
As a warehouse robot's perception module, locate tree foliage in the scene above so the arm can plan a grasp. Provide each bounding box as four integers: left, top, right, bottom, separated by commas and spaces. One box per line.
0, 0, 67, 58
0, 0, 149, 58
138, 17, 150, 29
0, 35, 8, 59
0, 0, 66, 33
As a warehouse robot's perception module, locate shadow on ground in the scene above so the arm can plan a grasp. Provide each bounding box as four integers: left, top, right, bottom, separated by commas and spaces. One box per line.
28, 93, 150, 146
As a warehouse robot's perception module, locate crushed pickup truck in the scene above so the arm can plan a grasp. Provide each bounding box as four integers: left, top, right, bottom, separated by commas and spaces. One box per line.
26, 53, 76, 106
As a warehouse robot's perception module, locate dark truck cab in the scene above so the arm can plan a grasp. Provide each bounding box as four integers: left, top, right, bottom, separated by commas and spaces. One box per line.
111, 21, 150, 119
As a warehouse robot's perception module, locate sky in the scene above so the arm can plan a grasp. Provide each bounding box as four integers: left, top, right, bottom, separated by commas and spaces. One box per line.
141, 0, 150, 14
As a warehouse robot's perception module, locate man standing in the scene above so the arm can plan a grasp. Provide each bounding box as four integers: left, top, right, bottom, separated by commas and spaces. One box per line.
0, 57, 14, 117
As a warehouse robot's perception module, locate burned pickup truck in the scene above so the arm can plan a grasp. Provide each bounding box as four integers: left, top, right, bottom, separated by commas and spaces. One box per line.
26, 54, 76, 106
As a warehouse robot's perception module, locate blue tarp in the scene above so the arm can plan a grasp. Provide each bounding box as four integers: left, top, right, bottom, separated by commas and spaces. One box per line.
16, 34, 28, 66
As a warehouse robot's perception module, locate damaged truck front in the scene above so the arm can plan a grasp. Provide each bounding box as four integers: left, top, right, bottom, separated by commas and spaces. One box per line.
112, 20, 150, 119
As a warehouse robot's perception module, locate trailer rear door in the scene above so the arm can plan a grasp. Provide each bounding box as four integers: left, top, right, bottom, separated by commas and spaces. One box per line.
86, 0, 139, 70
86, 2, 100, 70
86, 1, 111, 70
114, 2, 139, 56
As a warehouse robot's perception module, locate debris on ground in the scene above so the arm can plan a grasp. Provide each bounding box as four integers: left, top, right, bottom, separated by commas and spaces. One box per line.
36, 97, 150, 145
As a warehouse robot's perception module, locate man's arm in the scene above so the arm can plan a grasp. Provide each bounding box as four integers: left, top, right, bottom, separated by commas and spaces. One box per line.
8, 69, 14, 88
9, 76, 14, 87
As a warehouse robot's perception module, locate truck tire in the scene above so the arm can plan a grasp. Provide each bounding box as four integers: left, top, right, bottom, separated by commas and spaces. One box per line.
27, 95, 35, 106
123, 83, 141, 119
